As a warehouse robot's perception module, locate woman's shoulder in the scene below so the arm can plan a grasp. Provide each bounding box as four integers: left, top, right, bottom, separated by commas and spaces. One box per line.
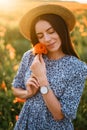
20, 49, 34, 66
22, 49, 34, 61
67, 55, 87, 79
68, 56, 87, 68
23, 49, 33, 58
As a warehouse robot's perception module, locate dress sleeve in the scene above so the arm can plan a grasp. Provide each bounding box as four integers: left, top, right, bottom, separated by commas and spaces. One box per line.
12, 51, 30, 89
60, 63, 87, 120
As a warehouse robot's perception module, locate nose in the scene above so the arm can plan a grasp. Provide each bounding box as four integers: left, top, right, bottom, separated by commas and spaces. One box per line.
44, 33, 51, 42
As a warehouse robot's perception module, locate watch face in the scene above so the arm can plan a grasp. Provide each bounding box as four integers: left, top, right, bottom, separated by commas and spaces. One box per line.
40, 86, 48, 94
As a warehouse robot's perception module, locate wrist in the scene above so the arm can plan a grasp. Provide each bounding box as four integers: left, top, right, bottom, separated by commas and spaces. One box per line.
38, 77, 49, 87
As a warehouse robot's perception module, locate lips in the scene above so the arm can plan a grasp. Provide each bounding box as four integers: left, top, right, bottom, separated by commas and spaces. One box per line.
47, 42, 55, 48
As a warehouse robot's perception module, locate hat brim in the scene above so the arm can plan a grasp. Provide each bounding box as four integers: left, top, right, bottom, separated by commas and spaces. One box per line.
19, 4, 76, 40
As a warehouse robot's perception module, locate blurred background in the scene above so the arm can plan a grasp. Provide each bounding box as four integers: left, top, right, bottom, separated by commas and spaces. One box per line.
0, 0, 87, 130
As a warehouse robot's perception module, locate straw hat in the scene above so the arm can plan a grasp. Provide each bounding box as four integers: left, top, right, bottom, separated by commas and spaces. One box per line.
19, 4, 76, 40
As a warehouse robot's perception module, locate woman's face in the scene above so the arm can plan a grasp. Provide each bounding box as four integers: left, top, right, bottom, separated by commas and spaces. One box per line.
35, 20, 62, 53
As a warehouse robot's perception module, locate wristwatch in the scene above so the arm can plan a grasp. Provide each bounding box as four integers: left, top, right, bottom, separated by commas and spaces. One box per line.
40, 86, 51, 94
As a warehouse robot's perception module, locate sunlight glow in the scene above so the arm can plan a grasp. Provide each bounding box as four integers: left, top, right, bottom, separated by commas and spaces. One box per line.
74, 0, 87, 3
0, 0, 18, 12
61, 0, 87, 3
0, 0, 87, 13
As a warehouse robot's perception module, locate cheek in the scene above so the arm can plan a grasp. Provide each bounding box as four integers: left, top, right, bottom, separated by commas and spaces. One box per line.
38, 39, 42, 43
38, 39, 46, 45
58, 39, 61, 45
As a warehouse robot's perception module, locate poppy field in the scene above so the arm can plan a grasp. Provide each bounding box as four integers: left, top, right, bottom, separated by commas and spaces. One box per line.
0, 1, 87, 130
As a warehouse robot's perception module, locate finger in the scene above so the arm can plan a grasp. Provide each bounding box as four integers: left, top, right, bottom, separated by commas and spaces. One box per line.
29, 81, 38, 88
39, 54, 44, 63
26, 77, 39, 88
26, 80, 38, 88
31, 74, 39, 85
32, 78, 40, 87
34, 54, 42, 63
30, 55, 40, 70
34, 54, 39, 60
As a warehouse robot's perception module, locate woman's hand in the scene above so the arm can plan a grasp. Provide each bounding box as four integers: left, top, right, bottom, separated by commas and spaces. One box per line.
30, 54, 49, 86
26, 74, 40, 97
30, 54, 46, 77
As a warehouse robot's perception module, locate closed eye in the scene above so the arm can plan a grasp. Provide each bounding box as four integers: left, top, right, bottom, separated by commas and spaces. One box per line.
47, 27, 55, 34
36, 27, 56, 39
37, 33, 44, 39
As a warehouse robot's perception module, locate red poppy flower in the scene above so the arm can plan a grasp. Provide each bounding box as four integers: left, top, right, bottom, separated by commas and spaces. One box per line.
33, 43, 47, 54
15, 115, 19, 121
13, 97, 26, 103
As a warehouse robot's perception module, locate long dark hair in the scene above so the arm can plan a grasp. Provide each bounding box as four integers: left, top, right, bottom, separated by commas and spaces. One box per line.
30, 14, 79, 58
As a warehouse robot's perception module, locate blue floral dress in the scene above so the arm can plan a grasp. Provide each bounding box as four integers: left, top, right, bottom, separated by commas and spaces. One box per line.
12, 50, 87, 130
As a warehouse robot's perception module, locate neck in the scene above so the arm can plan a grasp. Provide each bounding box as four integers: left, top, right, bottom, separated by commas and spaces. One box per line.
47, 51, 66, 60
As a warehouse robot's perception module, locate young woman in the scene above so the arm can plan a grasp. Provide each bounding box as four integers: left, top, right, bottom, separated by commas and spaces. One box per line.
12, 4, 87, 130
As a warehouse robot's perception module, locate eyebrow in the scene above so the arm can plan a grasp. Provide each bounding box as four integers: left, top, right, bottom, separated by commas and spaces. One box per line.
36, 26, 53, 35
